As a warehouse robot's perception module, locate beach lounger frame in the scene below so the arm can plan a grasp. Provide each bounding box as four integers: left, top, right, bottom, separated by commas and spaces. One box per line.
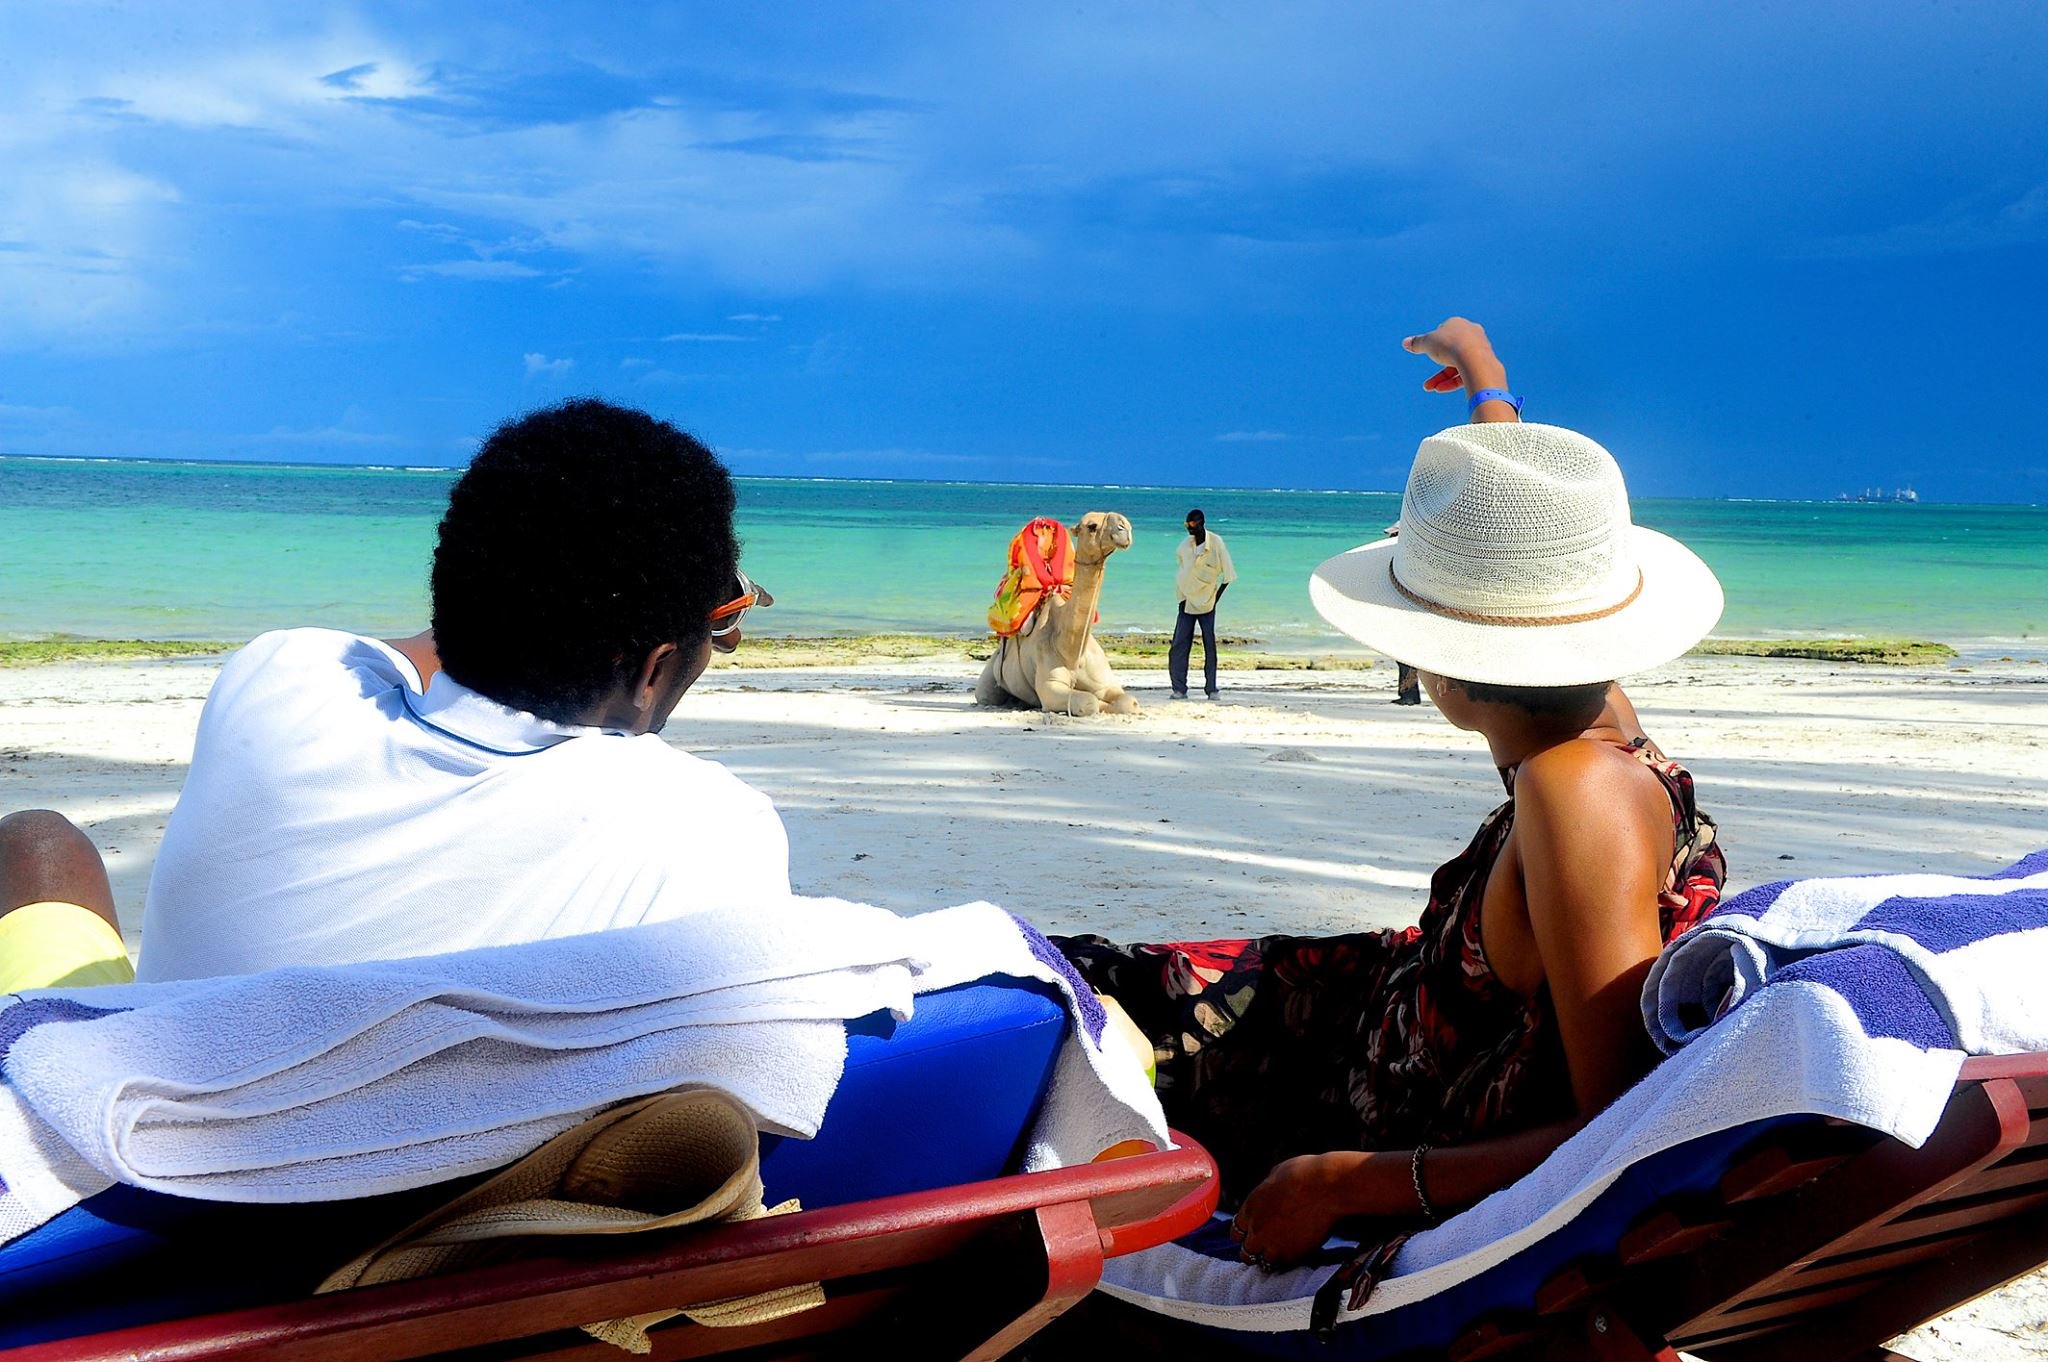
1441, 1051, 2048, 1362
1, 1135, 1217, 1362
11, 1053, 2047, 1361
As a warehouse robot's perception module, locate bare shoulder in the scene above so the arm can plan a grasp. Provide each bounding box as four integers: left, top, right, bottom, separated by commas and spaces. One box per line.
1513, 740, 1670, 835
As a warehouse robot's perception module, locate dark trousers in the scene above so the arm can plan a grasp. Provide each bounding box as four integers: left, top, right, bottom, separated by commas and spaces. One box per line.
1168, 604, 1218, 695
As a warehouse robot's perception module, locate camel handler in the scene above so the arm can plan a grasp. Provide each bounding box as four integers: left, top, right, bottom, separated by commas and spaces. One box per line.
1168, 508, 1236, 700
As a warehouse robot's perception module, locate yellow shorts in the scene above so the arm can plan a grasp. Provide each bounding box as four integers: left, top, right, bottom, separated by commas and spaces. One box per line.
0, 901, 136, 993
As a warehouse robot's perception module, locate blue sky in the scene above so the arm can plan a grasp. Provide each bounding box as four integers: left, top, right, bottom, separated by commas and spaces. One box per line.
1, 3, 2044, 501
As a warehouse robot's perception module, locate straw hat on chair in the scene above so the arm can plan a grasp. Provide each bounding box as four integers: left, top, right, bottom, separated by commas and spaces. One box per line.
320, 1088, 822, 1353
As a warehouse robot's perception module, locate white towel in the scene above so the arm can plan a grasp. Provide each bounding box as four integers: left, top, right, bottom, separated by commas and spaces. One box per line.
1098, 850, 2048, 1335
0, 897, 1165, 1247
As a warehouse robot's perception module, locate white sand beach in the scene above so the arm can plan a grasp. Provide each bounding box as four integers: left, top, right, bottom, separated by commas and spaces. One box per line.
2, 652, 2044, 1355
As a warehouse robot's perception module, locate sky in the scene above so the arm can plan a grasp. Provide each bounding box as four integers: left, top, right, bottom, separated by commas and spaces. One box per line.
1, 3, 2044, 501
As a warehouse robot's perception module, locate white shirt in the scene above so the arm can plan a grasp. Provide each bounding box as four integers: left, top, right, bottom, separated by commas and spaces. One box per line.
1174, 532, 1237, 614
138, 629, 791, 982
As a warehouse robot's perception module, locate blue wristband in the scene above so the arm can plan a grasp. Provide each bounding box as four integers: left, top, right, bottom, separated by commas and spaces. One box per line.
1467, 388, 1523, 415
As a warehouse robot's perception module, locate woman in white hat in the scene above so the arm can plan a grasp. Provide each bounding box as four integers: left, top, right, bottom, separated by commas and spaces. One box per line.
1056, 319, 1727, 1305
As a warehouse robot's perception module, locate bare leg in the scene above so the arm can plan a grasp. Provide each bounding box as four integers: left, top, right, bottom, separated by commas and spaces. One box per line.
0, 810, 118, 931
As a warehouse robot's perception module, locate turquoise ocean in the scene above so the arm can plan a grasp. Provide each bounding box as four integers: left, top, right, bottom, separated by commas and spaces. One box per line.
2, 456, 2043, 658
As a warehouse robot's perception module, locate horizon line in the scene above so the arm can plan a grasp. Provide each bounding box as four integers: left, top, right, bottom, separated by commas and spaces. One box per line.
0, 451, 2036, 509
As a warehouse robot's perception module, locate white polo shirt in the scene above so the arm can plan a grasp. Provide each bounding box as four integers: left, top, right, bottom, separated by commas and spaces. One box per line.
137, 629, 791, 982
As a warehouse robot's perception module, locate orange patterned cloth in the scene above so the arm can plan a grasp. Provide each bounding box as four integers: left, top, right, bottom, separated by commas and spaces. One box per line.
987, 517, 1074, 636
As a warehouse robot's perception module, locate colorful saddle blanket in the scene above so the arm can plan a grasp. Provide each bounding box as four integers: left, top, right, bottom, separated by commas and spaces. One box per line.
987, 518, 1073, 637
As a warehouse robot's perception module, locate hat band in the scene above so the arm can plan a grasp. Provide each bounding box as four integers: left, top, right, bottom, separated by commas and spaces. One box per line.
1387, 561, 1644, 627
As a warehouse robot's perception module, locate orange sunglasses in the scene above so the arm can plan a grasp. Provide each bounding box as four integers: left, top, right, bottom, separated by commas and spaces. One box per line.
708, 569, 769, 650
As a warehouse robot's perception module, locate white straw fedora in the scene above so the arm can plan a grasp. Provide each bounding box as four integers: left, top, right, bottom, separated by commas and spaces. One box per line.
1310, 423, 1722, 687
319, 1090, 823, 1348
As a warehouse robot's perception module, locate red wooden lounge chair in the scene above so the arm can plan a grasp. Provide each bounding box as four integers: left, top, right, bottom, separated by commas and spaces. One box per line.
0, 1135, 1218, 1362
6, 1052, 2041, 1360
1443, 1052, 2048, 1362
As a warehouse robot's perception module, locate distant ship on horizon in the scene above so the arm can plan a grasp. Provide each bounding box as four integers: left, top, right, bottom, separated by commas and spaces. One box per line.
1837, 485, 1920, 504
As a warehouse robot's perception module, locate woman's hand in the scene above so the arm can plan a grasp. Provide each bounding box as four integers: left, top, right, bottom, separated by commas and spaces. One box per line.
1401, 317, 1494, 388
1232, 1154, 1345, 1271
1400, 318, 1518, 421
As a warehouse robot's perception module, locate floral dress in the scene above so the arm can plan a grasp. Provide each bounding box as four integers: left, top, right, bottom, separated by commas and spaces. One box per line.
1054, 738, 1725, 1206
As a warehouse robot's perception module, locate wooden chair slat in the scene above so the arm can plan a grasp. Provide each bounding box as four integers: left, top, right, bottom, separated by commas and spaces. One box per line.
1967, 1148, 2048, 1196
1721, 1148, 1855, 1204
1533, 1264, 1612, 1316
1447, 1316, 1541, 1362
1665, 1316, 1806, 1355
1713, 1234, 1950, 1296
1720, 1125, 1877, 1206
1847, 1182, 2048, 1253
1670, 1202, 2048, 1362
1683, 1276, 1895, 1335
1655, 1074, 2030, 1340
1616, 1208, 1729, 1265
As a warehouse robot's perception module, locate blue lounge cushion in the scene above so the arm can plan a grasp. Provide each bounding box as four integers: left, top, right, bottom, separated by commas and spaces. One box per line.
0, 978, 1069, 1347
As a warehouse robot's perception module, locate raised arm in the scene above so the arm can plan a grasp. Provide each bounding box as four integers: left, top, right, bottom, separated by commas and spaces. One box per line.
1402, 317, 1521, 423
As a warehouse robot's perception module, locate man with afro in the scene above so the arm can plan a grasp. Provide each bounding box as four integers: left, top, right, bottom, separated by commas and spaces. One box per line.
112, 398, 791, 982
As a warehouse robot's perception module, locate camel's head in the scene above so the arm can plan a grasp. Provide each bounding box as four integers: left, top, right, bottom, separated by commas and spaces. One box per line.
1072, 511, 1133, 564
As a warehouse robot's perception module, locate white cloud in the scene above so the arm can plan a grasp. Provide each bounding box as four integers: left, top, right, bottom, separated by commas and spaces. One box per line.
250, 404, 396, 446
402, 259, 545, 281
661, 332, 751, 342
0, 160, 181, 343
793, 447, 1072, 471
634, 368, 718, 386
620, 357, 654, 368
523, 352, 574, 377
0, 401, 78, 420
1803, 183, 2048, 260
1215, 430, 1289, 443
0, 11, 1447, 340
254, 423, 398, 446
395, 219, 467, 242
96, 43, 437, 133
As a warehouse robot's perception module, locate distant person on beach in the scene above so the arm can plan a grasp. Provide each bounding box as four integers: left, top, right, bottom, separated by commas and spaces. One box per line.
0, 399, 787, 990
1056, 318, 1727, 1305
1169, 508, 1236, 700
1381, 523, 1424, 705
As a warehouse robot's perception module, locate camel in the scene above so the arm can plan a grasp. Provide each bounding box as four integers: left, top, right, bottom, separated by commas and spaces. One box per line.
975, 511, 1139, 716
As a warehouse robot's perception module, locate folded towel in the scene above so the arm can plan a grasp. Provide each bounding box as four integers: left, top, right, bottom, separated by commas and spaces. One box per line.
0, 897, 919, 1242
1646, 849, 2048, 1054
1098, 850, 2048, 1336
0, 897, 1166, 1249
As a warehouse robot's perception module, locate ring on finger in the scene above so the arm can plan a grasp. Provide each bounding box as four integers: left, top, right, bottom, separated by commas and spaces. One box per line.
1228, 1219, 1247, 1241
